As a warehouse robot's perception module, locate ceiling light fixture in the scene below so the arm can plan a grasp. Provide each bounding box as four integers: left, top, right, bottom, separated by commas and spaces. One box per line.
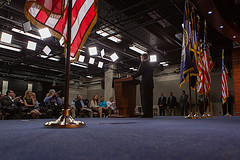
96, 30, 110, 37
0, 44, 21, 52
12, 28, 42, 40
233, 35, 236, 39
40, 54, 48, 58
220, 25, 224, 29
108, 36, 122, 43
86, 75, 93, 79
208, 11, 213, 15
129, 46, 146, 54
49, 57, 60, 61
71, 63, 88, 68
101, 49, 105, 57
59, 37, 64, 47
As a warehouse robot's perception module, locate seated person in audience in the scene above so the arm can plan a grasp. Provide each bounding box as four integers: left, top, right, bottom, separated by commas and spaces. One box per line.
0, 90, 21, 118
84, 99, 90, 108
98, 96, 108, 118
107, 97, 117, 116
90, 94, 99, 114
23, 90, 40, 119
75, 94, 93, 118
32, 92, 44, 113
61, 96, 76, 118
43, 89, 62, 118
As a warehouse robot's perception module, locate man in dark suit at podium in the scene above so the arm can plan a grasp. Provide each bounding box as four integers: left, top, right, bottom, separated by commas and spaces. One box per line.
128, 54, 154, 118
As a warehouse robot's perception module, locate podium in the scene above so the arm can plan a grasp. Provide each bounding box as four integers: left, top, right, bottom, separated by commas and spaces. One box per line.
113, 77, 139, 118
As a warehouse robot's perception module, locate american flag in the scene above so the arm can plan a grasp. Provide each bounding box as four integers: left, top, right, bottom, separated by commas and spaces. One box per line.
196, 39, 203, 94
202, 21, 213, 95
222, 50, 229, 104
24, 0, 98, 60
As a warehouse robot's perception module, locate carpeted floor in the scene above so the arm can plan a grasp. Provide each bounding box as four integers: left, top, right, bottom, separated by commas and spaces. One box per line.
0, 116, 239, 160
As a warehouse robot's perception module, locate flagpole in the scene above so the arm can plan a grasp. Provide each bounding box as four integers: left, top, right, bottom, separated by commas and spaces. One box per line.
202, 69, 207, 118
194, 85, 201, 118
185, 72, 193, 119
44, 0, 85, 128
64, 0, 72, 112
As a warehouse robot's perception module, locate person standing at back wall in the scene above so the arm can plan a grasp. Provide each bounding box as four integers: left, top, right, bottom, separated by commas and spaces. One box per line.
128, 53, 154, 118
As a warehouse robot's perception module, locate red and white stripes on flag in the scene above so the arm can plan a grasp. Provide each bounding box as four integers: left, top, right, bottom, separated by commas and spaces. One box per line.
222, 50, 229, 104
202, 22, 214, 95
197, 39, 203, 94
24, 0, 98, 60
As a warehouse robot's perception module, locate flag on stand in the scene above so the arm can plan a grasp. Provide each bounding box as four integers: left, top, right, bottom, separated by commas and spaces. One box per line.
189, 8, 200, 89
24, 0, 99, 61
196, 39, 204, 94
202, 20, 214, 95
180, 0, 195, 87
222, 50, 229, 104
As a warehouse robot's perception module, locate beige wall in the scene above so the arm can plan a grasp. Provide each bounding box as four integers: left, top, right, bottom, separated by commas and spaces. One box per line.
71, 65, 235, 116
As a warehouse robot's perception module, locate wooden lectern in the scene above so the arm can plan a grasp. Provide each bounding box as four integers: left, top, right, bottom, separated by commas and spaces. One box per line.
113, 77, 139, 118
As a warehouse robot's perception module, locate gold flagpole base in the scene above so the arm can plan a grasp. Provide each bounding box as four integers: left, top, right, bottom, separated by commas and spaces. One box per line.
206, 112, 216, 118
201, 112, 208, 118
44, 109, 86, 128
224, 113, 232, 117
193, 112, 202, 119
184, 112, 194, 119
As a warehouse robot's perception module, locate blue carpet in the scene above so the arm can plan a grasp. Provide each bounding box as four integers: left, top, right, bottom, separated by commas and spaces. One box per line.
0, 116, 239, 160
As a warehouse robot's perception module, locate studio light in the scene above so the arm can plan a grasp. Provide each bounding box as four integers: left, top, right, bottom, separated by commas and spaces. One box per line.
129, 46, 146, 54
101, 49, 105, 57
27, 41, 37, 51
233, 35, 236, 39
220, 25, 224, 29
38, 28, 51, 39
88, 47, 98, 56
43, 46, 51, 55
89, 57, 95, 64
78, 55, 85, 62
1, 32, 12, 43
150, 55, 157, 62
98, 61, 104, 68
110, 53, 119, 62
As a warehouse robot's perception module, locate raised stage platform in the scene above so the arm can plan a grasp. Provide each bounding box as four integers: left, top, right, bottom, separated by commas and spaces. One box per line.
0, 116, 239, 160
